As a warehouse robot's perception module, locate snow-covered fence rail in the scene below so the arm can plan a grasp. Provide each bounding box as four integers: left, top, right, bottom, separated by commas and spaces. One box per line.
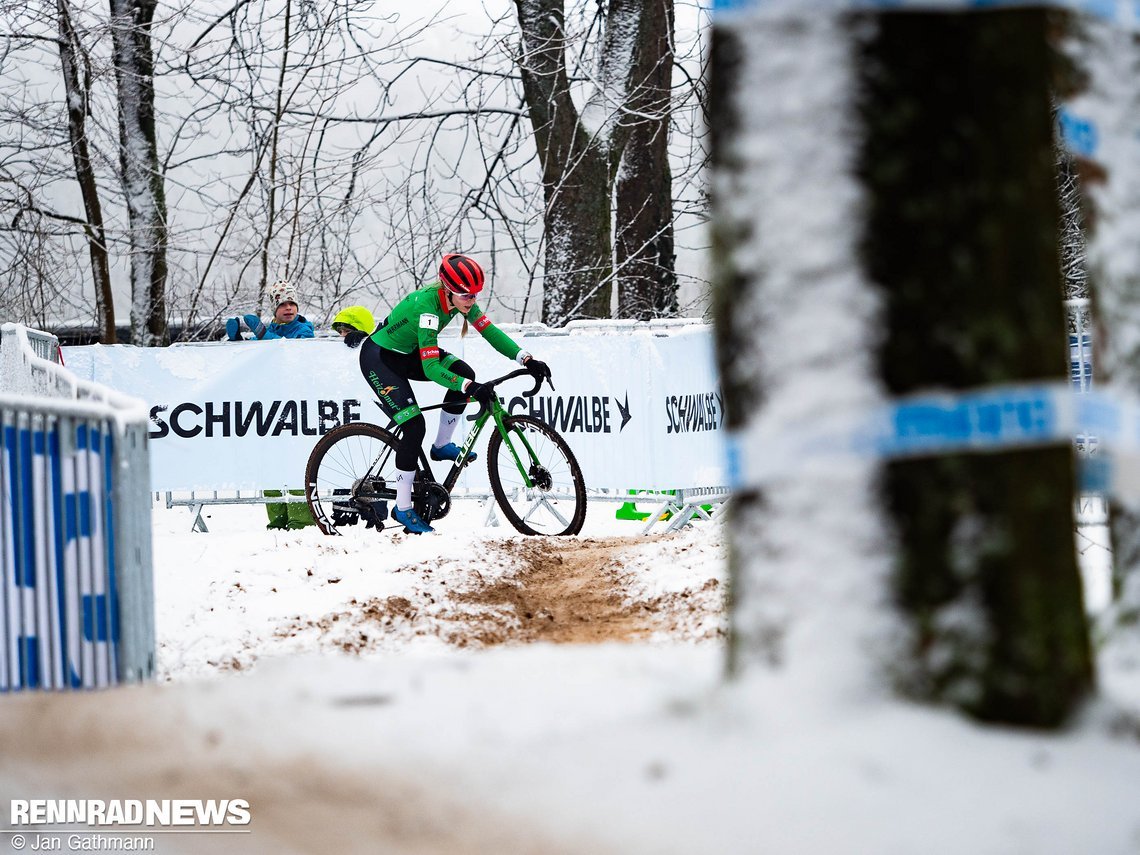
17, 326, 62, 366
0, 323, 154, 690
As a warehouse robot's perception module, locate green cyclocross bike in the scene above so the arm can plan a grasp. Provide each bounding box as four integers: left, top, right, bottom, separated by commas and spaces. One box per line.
304, 368, 587, 536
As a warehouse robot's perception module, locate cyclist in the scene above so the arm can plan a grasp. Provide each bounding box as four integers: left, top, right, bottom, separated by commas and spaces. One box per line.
342, 253, 550, 534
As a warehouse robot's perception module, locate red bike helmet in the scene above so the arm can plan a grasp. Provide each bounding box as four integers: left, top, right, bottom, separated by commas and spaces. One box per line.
439, 253, 485, 296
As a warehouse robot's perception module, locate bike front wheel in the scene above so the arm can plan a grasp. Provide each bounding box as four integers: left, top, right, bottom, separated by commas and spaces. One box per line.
305, 423, 400, 535
486, 415, 586, 536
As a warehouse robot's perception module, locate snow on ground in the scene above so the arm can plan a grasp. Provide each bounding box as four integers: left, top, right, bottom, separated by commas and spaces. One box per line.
153, 499, 725, 681
2, 498, 1140, 854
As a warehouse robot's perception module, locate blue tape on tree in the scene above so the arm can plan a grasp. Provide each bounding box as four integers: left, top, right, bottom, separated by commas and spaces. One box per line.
866, 386, 1062, 458
722, 382, 1140, 489
711, 0, 1140, 28
1059, 108, 1100, 159
723, 381, 1140, 500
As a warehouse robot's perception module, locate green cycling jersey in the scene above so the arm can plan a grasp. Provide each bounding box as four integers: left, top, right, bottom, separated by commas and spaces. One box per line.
370, 283, 524, 391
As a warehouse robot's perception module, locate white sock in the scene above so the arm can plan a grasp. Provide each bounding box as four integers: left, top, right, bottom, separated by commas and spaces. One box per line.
395, 468, 415, 511
434, 412, 460, 448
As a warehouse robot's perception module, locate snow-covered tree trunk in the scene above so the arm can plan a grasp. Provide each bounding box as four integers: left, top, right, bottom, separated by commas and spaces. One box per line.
515, 0, 613, 325
710, 13, 895, 698
712, 8, 1092, 726
57, 0, 116, 343
514, 0, 679, 325
255, 0, 293, 310
109, 0, 167, 346
615, 0, 678, 320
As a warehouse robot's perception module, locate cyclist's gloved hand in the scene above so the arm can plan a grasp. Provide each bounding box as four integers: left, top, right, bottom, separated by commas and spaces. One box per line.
243, 313, 267, 339
524, 357, 551, 382
465, 380, 495, 408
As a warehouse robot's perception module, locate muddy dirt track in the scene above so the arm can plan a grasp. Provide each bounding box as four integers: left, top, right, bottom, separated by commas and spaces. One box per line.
279, 535, 724, 655
456, 537, 721, 644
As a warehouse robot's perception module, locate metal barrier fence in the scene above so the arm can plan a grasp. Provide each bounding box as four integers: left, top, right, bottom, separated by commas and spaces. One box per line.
0, 324, 154, 689
162, 485, 730, 535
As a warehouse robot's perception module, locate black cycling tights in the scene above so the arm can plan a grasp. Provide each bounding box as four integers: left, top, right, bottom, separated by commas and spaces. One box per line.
358, 338, 475, 471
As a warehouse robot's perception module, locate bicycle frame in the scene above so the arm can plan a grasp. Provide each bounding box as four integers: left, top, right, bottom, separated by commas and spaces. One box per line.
384, 368, 548, 497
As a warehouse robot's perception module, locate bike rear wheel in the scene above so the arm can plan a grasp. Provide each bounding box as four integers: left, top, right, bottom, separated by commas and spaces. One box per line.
305, 423, 400, 535
486, 415, 586, 536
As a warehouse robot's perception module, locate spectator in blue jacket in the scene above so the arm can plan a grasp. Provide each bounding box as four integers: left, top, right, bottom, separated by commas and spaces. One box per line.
225, 280, 316, 341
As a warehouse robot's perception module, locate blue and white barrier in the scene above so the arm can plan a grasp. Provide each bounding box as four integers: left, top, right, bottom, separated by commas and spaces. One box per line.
0, 324, 153, 690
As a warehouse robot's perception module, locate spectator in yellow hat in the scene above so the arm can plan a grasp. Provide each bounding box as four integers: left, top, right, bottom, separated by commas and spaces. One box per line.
331, 305, 376, 340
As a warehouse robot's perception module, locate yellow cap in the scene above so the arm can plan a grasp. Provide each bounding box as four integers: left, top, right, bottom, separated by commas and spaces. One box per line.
332, 306, 375, 334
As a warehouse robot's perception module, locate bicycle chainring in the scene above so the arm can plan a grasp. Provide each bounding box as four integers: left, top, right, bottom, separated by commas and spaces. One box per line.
413, 476, 452, 522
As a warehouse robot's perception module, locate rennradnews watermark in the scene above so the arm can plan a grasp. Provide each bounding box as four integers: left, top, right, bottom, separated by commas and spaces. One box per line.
3, 800, 252, 851
10, 800, 250, 827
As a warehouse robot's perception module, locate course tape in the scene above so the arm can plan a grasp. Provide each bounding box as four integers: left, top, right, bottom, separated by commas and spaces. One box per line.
712, 0, 1140, 28
1059, 108, 1100, 160
726, 381, 1140, 497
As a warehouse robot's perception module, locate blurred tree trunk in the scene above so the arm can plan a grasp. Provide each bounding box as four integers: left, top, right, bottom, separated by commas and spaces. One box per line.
109, 0, 168, 346
711, 8, 1092, 728
856, 10, 1092, 726
57, 0, 116, 344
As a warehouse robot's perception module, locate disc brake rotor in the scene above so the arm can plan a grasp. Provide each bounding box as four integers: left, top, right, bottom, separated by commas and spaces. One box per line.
529, 464, 553, 491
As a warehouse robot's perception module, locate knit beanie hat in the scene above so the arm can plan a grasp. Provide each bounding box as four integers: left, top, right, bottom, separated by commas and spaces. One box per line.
268, 279, 299, 309
332, 306, 376, 334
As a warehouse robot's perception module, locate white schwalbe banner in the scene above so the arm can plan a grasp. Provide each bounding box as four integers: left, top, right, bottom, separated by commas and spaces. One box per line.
62, 323, 728, 493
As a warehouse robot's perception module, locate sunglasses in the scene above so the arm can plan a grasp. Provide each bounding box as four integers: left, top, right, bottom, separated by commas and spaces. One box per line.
452, 293, 477, 302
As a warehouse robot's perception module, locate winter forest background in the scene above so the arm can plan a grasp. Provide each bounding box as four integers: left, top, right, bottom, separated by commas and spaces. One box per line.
5, 0, 1140, 744
0, 0, 710, 344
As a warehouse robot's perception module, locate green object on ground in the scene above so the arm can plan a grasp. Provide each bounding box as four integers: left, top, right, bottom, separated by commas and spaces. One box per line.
614, 489, 713, 523
615, 495, 654, 521
265, 489, 316, 530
